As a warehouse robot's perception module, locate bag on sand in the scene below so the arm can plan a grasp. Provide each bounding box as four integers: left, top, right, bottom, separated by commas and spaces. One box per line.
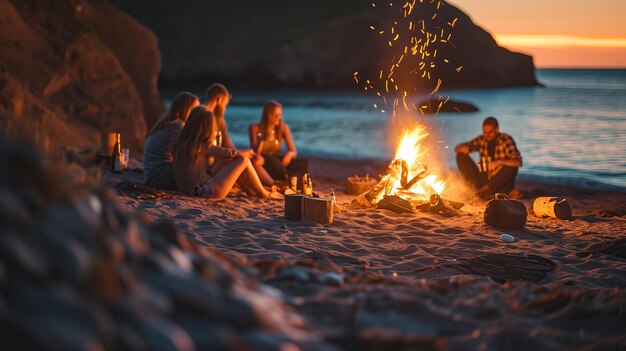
484, 193, 527, 229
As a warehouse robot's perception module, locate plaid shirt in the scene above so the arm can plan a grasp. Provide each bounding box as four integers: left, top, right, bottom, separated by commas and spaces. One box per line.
468, 133, 522, 176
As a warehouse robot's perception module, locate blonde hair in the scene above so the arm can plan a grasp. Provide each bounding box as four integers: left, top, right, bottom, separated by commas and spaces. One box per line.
171, 105, 215, 163
259, 100, 283, 143
147, 92, 198, 137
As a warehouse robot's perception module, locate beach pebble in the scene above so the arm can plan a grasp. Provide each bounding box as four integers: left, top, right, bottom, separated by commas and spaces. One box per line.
317, 272, 344, 286
500, 234, 516, 243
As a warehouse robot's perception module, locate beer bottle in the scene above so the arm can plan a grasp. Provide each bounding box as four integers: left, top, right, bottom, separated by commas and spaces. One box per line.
216, 130, 223, 147
301, 173, 309, 194
305, 176, 313, 196
111, 133, 123, 173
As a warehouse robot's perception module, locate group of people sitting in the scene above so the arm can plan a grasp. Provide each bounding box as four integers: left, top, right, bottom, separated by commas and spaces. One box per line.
142, 82, 522, 201
143, 83, 306, 200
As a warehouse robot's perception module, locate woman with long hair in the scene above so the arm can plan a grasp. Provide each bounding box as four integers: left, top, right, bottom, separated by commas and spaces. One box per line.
248, 100, 308, 185
143, 92, 199, 189
172, 105, 280, 200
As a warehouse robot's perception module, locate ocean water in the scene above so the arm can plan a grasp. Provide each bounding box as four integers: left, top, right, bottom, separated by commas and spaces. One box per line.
166, 69, 626, 189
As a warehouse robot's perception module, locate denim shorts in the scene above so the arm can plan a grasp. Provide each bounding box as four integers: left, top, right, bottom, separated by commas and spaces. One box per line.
192, 177, 215, 198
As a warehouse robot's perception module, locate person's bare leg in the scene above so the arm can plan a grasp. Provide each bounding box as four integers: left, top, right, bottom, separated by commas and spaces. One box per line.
213, 158, 260, 200
254, 165, 274, 186
251, 155, 274, 186
236, 159, 272, 197
213, 157, 272, 199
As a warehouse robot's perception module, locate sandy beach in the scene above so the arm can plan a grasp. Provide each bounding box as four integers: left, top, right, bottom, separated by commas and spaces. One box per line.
108, 155, 626, 350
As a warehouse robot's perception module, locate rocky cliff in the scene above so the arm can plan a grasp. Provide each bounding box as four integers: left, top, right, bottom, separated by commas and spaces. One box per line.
0, 0, 164, 151
113, 0, 538, 90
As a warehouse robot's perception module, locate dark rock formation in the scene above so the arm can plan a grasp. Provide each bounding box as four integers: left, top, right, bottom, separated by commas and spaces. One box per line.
113, 0, 538, 90
0, 0, 164, 151
415, 97, 479, 114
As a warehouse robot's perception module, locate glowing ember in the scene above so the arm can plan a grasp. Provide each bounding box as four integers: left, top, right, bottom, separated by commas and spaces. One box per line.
356, 0, 460, 117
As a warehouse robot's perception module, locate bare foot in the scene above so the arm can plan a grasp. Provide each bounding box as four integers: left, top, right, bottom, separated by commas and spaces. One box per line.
266, 190, 284, 200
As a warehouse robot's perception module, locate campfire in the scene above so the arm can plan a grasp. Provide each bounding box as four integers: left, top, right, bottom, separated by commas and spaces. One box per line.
352, 124, 462, 214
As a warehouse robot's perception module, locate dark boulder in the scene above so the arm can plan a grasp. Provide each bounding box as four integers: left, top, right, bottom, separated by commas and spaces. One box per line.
415, 97, 479, 114
0, 0, 164, 151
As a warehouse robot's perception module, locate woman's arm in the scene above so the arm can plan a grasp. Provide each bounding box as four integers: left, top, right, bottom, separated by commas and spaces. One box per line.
219, 119, 236, 150
248, 124, 258, 149
248, 123, 265, 154
281, 123, 297, 166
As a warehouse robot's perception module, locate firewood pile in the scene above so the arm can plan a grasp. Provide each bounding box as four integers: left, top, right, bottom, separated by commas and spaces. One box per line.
350, 159, 463, 215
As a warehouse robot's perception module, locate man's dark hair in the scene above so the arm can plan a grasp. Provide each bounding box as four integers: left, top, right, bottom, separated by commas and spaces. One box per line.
483, 116, 499, 128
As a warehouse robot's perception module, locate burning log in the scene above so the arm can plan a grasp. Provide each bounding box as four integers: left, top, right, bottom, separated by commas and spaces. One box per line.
400, 160, 409, 188
377, 194, 462, 216
360, 160, 403, 204
377, 195, 414, 214
401, 165, 429, 190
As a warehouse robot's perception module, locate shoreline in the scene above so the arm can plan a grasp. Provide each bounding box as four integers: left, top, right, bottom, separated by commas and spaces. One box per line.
302, 153, 626, 192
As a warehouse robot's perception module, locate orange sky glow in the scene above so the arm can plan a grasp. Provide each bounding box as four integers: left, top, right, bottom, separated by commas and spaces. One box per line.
448, 0, 626, 68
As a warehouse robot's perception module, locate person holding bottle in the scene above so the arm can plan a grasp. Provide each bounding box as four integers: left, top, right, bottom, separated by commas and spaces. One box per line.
454, 116, 523, 199
202, 83, 270, 183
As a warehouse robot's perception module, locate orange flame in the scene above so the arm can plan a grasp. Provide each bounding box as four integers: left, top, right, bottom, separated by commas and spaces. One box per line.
385, 125, 445, 201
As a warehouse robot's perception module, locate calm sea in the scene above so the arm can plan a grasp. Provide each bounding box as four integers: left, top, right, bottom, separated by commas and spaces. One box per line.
165, 69, 626, 189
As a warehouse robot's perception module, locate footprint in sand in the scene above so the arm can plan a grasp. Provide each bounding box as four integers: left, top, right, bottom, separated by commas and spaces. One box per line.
402, 234, 429, 245
137, 200, 156, 209
220, 237, 250, 247
435, 227, 465, 234
457, 238, 497, 248
162, 200, 180, 210
173, 208, 204, 220
380, 244, 417, 257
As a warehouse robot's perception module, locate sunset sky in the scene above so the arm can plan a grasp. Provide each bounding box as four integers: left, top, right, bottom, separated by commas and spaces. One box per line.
448, 0, 626, 68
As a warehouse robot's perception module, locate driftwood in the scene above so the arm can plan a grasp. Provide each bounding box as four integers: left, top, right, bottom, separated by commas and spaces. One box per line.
577, 238, 626, 259
448, 253, 555, 283
484, 193, 527, 229
302, 197, 334, 224
377, 195, 414, 214
377, 194, 462, 216
346, 175, 377, 195
533, 197, 573, 219
284, 194, 306, 221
